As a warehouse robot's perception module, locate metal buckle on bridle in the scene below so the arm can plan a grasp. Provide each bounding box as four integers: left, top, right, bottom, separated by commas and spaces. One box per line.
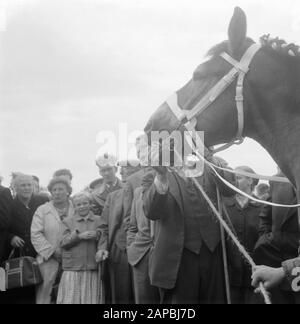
235, 90, 244, 102
178, 114, 189, 126
233, 137, 245, 145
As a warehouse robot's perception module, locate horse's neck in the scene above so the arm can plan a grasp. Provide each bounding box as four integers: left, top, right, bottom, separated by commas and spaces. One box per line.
247, 103, 300, 185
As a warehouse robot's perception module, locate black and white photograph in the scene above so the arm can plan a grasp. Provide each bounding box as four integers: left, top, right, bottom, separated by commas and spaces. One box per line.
1, 0, 300, 307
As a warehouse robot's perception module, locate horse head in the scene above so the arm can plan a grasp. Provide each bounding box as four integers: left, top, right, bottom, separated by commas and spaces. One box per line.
144, 7, 300, 184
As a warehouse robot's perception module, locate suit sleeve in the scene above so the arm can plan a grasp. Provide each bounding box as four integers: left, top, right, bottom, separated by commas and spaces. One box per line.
98, 195, 110, 251
282, 257, 300, 291
0, 188, 12, 231
127, 194, 138, 248
31, 207, 55, 261
142, 172, 169, 221
123, 181, 134, 234
258, 202, 272, 236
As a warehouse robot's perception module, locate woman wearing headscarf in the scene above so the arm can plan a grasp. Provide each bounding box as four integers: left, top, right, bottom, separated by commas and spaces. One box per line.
31, 177, 74, 304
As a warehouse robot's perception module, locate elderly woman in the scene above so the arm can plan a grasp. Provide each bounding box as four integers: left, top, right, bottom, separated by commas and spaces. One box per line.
6, 173, 48, 304
31, 177, 74, 304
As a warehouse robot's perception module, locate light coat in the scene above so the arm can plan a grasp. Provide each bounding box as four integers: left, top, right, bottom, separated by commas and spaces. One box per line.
61, 212, 102, 271
31, 201, 74, 304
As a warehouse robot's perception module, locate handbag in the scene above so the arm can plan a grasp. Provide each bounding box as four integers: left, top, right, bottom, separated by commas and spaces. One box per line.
2, 249, 43, 290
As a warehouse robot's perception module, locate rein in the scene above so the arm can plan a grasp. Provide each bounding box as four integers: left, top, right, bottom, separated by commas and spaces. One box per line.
210, 163, 291, 184
195, 151, 300, 208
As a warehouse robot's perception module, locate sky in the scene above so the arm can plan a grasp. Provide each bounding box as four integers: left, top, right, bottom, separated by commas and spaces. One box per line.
1, 0, 300, 191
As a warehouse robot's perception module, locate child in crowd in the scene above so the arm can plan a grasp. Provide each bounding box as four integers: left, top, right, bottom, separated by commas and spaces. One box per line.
57, 192, 107, 304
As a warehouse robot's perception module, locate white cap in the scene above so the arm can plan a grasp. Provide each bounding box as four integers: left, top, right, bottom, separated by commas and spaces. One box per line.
96, 153, 118, 168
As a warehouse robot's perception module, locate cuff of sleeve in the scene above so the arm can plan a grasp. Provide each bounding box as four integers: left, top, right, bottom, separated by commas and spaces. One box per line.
98, 243, 108, 252
40, 247, 55, 262
282, 260, 295, 283
96, 229, 101, 241
65, 231, 81, 246
71, 230, 80, 241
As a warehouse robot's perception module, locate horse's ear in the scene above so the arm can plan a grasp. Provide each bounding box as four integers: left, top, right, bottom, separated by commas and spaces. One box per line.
228, 7, 247, 56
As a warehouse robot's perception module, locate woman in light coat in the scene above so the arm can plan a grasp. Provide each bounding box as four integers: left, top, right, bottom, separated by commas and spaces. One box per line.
31, 177, 74, 304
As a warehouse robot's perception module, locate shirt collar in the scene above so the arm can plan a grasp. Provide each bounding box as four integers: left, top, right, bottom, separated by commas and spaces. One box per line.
106, 178, 119, 189
75, 212, 95, 222
16, 195, 34, 209
228, 195, 260, 209
170, 167, 204, 181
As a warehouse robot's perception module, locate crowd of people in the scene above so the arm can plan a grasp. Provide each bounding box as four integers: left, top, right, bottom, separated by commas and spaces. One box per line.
0, 136, 300, 304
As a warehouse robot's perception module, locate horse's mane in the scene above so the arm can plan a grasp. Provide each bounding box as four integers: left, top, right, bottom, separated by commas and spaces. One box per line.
205, 35, 300, 106
259, 35, 300, 107
206, 35, 300, 61
260, 34, 300, 59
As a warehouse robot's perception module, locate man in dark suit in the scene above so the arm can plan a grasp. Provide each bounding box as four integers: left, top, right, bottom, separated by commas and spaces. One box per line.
127, 186, 160, 304
121, 136, 158, 303
98, 162, 141, 304
122, 135, 153, 233
254, 170, 300, 304
142, 158, 235, 304
123, 166, 153, 232
0, 184, 13, 264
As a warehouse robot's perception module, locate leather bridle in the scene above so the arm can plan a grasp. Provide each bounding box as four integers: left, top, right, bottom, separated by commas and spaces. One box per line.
166, 43, 262, 154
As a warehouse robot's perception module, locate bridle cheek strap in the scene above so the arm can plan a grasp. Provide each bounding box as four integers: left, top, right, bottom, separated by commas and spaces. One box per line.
216, 44, 261, 152
166, 43, 261, 154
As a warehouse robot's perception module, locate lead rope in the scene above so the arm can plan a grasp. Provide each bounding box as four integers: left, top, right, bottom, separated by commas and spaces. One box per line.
201, 154, 300, 208
192, 178, 272, 304
165, 141, 272, 304
217, 189, 232, 304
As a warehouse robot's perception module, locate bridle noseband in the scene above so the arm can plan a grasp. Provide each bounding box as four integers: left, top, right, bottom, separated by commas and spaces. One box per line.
166, 43, 261, 153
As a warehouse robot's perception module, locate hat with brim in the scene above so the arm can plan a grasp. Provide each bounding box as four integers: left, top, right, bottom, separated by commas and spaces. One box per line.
235, 166, 259, 187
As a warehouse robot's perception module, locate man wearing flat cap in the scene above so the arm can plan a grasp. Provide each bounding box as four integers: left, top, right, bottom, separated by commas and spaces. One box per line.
91, 153, 123, 216
98, 160, 141, 304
